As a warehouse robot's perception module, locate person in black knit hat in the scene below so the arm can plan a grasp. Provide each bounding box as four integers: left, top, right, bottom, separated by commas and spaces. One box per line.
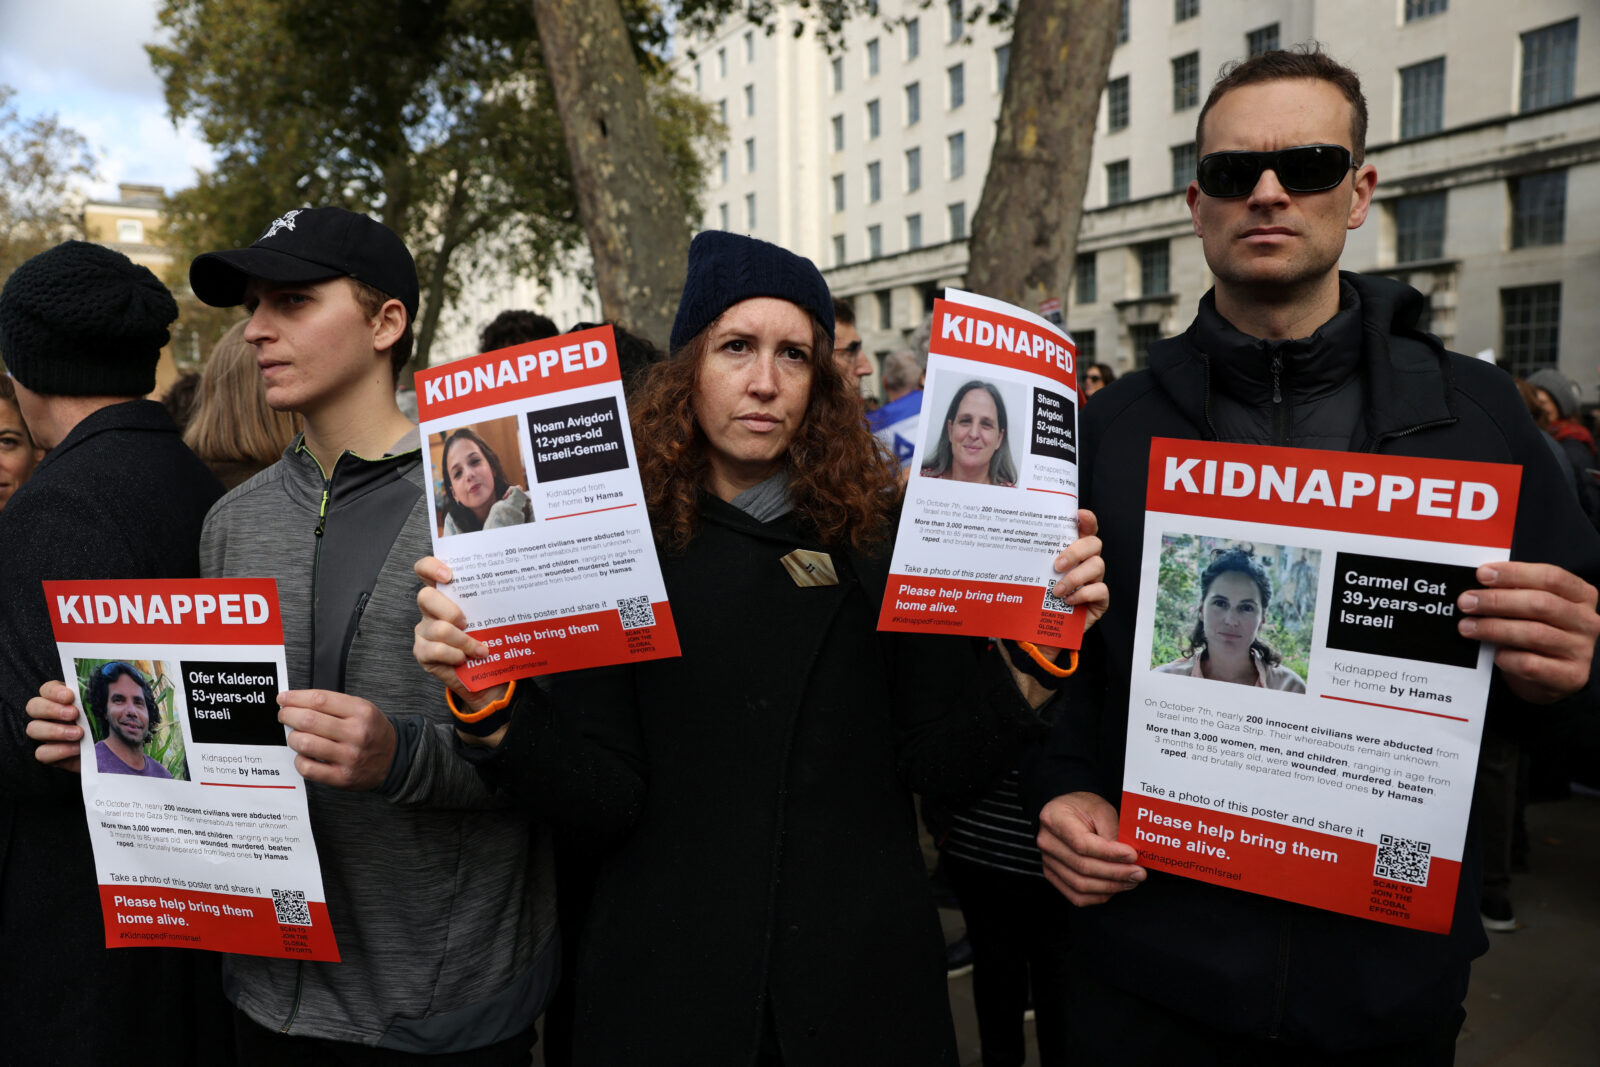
0, 240, 225, 1063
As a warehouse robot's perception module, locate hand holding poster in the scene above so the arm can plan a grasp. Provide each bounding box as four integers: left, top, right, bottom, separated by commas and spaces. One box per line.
415, 326, 679, 690
877, 289, 1084, 649
1120, 439, 1521, 932
46, 578, 338, 960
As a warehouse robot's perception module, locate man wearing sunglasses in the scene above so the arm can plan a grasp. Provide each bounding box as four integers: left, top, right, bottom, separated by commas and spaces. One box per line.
1029, 46, 1600, 1064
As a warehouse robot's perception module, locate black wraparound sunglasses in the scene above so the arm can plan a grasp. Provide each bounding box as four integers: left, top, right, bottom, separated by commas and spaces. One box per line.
1195, 144, 1358, 198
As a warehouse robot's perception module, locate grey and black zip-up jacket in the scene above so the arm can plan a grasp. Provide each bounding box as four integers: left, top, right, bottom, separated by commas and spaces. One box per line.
200, 429, 557, 1052
1025, 273, 1600, 1051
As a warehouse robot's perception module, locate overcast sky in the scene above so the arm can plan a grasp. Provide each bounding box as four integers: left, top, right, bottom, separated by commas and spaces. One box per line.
0, 0, 215, 200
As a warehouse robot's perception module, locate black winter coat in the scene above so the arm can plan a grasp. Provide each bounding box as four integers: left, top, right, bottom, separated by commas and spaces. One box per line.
484, 494, 1047, 1066
1026, 274, 1600, 1051
0, 400, 223, 1064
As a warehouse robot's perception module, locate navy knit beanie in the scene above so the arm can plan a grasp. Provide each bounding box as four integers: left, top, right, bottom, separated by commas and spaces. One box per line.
0, 241, 178, 397
669, 231, 834, 353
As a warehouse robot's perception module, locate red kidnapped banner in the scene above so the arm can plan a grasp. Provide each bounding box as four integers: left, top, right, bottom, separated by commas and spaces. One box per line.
1146, 438, 1520, 548
416, 325, 620, 423
879, 576, 1084, 649
45, 579, 283, 645
458, 601, 681, 690
1120, 792, 1459, 933
99, 885, 339, 960
932, 299, 1077, 391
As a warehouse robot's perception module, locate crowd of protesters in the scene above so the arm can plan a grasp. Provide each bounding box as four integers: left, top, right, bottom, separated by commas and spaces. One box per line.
2, 43, 1599, 1067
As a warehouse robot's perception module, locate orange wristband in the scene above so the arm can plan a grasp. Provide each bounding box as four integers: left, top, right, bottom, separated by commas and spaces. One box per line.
1016, 642, 1078, 678
446, 679, 517, 724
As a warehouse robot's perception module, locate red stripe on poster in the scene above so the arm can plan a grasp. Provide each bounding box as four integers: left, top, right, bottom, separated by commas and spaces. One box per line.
876, 574, 1084, 649
99, 885, 339, 960
455, 601, 680, 691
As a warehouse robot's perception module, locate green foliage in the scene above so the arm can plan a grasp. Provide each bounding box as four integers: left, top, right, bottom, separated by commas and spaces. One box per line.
1149, 536, 1319, 681
0, 85, 96, 296
149, 0, 717, 370
75, 658, 190, 780
671, 0, 1016, 53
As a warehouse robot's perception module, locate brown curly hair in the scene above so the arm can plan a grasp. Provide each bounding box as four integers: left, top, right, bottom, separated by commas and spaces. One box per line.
631, 312, 898, 552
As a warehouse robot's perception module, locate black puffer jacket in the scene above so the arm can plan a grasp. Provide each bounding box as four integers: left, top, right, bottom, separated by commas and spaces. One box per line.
1026, 273, 1600, 1050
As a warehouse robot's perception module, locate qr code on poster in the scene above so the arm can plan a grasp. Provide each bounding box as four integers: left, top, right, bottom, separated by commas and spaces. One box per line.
617, 595, 655, 630
1041, 577, 1074, 615
272, 888, 312, 926
1374, 833, 1432, 887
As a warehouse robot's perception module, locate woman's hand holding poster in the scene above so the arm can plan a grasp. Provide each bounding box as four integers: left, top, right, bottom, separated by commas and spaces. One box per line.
46, 578, 338, 960
414, 326, 679, 690
1123, 438, 1521, 932
877, 289, 1084, 649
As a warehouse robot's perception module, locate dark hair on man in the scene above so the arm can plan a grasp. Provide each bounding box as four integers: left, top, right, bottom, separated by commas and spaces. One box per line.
1196, 44, 1368, 160
480, 310, 560, 353
86, 662, 161, 735
349, 279, 414, 377
1184, 547, 1283, 667
832, 296, 856, 328
569, 321, 666, 399
162, 372, 202, 435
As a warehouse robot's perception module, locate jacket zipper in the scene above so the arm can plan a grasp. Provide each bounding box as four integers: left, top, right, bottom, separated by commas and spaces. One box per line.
1269, 351, 1289, 445
337, 592, 371, 693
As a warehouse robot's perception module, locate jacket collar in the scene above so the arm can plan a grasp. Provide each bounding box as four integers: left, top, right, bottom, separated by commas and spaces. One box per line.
278, 426, 421, 512
1149, 272, 1456, 449
33, 399, 176, 478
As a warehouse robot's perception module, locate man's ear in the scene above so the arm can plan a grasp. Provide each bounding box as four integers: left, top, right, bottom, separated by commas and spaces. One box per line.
1186, 181, 1203, 237
1347, 164, 1378, 230
371, 298, 407, 355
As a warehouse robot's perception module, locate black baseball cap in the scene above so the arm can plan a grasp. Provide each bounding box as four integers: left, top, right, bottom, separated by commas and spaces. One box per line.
189, 206, 419, 319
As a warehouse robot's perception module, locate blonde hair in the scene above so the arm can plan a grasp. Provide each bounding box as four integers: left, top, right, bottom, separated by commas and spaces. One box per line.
184, 321, 301, 466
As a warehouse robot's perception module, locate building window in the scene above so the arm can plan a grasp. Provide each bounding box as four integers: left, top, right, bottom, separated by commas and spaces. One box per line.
948, 132, 966, 179
1170, 142, 1197, 192
878, 290, 893, 330
867, 38, 880, 76
906, 82, 921, 125
1106, 159, 1130, 204
832, 56, 844, 93
906, 147, 922, 192
718, 99, 727, 124
833, 234, 847, 265
1393, 192, 1446, 263
745, 193, 756, 229
718, 47, 727, 77
867, 161, 882, 203
1399, 58, 1445, 138
949, 201, 967, 240
116, 219, 144, 243
867, 99, 881, 138
1172, 52, 1199, 110
907, 214, 923, 250
1501, 284, 1561, 374
744, 84, 755, 117
718, 149, 728, 183
831, 114, 844, 151
832, 173, 845, 212
1404, 0, 1447, 19
1520, 19, 1578, 111
1130, 323, 1162, 368
948, 0, 963, 42
1175, 0, 1199, 22
1075, 329, 1096, 364
1074, 252, 1097, 305
906, 17, 920, 59
1138, 241, 1170, 296
1246, 23, 1279, 57
744, 138, 756, 173
996, 45, 1011, 91
744, 30, 754, 62
868, 224, 884, 259
1511, 170, 1567, 249
719, 203, 730, 230
693, 63, 702, 91
948, 64, 966, 109
1107, 76, 1130, 131
1117, 0, 1129, 44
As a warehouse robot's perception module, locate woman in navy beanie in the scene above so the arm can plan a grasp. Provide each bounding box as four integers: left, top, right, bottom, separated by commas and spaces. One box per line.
415, 231, 1106, 1065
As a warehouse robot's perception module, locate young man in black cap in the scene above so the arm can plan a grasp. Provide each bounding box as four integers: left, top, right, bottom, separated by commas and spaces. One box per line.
0, 240, 224, 1062
29, 209, 557, 1061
